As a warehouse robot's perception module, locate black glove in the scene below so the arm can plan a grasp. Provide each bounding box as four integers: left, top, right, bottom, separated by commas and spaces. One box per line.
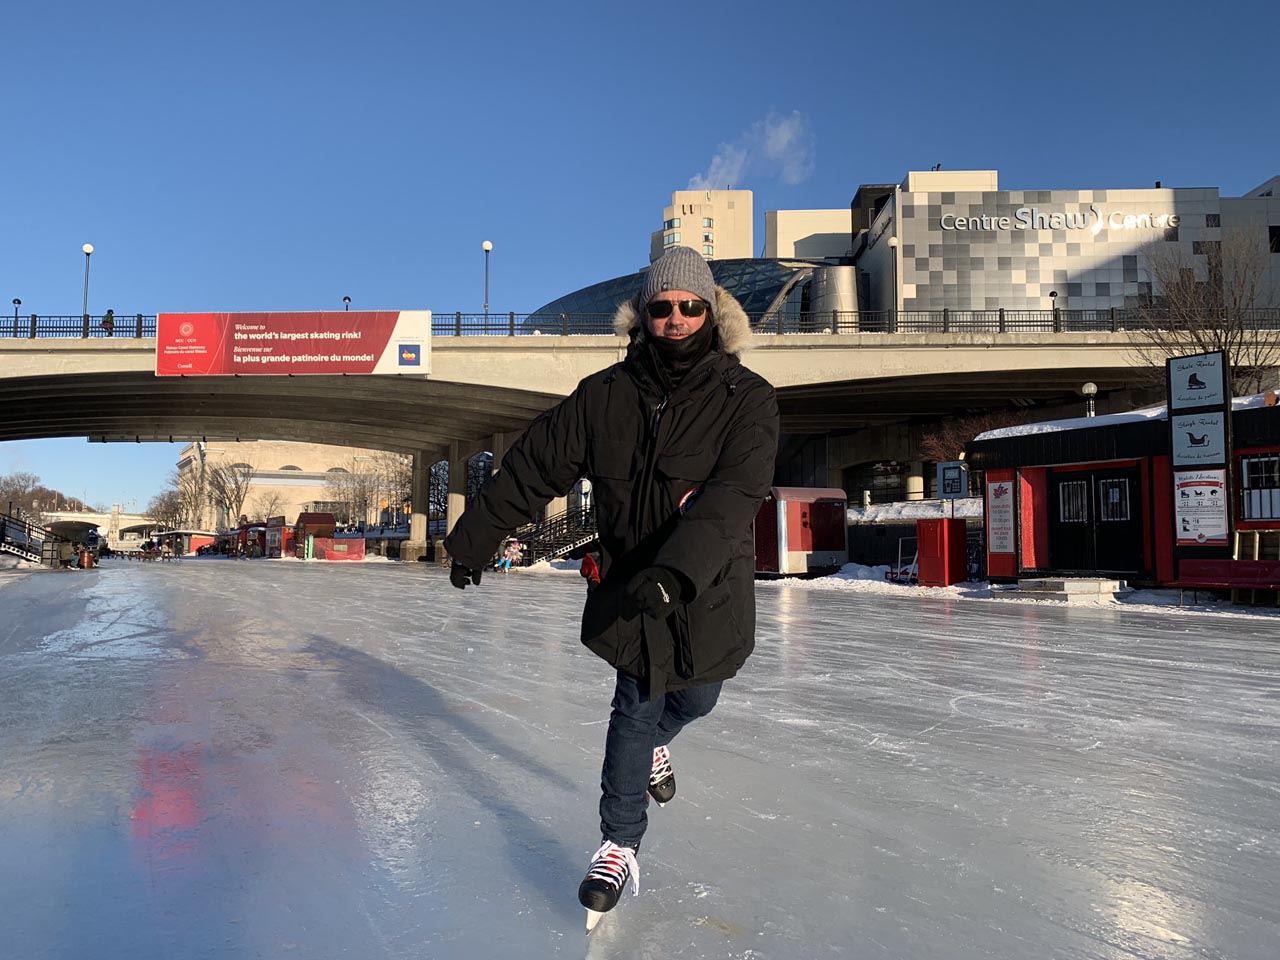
624, 566, 681, 619
450, 559, 483, 590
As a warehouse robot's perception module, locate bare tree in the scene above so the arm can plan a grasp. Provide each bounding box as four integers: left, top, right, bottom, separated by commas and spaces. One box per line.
429, 460, 448, 520
920, 410, 1032, 464
175, 467, 208, 529
249, 491, 286, 521
147, 489, 184, 530
325, 458, 382, 526
1130, 229, 1280, 394
373, 452, 413, 515
0, 471, 41, 514
206, 460, 257, 527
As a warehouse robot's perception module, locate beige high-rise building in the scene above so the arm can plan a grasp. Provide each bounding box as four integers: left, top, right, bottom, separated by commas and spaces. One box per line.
764, 209, 854, 259
650, 189, 753, 263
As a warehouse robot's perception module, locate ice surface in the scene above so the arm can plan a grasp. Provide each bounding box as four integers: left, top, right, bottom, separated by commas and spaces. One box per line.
0, 560, 1277, 959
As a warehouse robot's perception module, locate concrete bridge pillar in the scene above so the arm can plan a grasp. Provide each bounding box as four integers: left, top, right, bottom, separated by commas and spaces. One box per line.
401, 450, 435, 563
905, 461, 926, 501
491, 431, 512, 475
446, 441, 468, 540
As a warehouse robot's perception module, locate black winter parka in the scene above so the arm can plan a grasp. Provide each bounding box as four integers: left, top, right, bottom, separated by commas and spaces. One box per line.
444, 286, 780, 696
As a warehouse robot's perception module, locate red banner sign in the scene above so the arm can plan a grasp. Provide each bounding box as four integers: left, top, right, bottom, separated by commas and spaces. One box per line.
155, 311, 430, 376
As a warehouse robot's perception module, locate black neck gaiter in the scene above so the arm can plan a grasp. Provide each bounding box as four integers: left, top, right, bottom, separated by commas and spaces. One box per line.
646, 319, 716, 389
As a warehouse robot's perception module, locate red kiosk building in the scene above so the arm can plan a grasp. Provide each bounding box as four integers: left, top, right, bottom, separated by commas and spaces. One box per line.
966, 391, 1279, 590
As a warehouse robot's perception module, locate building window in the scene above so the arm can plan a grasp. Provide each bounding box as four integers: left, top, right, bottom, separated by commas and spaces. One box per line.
1205, 213, 1221, 228
1270, 226, 1280, 254
663, 232, 680, 246
1098, 479, 1131, 521
703, 217, 714, 228
1242, 454, 1280, 520
663, 217, 681, 230
1059, 480, 1089, 523
1193, 240, 1220, 256
703, 233, 714, 243
1164, 226, 1179, 242
703, 245, 714, 256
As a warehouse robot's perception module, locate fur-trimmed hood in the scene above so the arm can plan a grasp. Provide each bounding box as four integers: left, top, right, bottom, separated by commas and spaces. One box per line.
612, 285, 753, 356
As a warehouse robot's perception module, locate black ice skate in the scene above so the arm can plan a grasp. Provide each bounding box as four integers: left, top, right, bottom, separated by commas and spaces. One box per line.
648, 744, 676, 806
578, 839, 639, 932
1188, 372, 1207, 390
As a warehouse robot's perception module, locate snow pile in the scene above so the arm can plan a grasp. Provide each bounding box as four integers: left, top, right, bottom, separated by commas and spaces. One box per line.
760, 562, 1280, 618
524, 558, 583, 574
847, 499, 982, 523
975, 392, 1273, 441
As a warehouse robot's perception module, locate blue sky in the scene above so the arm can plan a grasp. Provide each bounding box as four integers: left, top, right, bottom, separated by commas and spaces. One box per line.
3, 0, 1276, 509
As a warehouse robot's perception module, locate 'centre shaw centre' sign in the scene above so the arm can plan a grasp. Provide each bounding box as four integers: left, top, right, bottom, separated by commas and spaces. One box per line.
155, 311, 431, 376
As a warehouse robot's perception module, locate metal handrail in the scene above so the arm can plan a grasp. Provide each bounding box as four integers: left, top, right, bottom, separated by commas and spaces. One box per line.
0, 505, 71, 563
5, 309, 1280, 340
511, 504, 597, 565
1, 313, 155, 338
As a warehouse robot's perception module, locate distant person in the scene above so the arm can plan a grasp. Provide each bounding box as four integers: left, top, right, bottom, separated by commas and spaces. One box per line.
101, 309, 114, 336
444, 246, 779, 928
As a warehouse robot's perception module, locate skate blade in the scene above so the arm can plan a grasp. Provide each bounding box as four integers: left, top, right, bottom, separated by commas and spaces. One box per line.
585, 909, 606, 933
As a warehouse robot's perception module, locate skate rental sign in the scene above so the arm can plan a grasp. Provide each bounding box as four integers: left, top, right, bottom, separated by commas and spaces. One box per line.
155, 311, 431, 376
1166, 350, 1232, 550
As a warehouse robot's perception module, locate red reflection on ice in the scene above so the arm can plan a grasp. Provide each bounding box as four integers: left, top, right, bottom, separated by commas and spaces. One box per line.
130, 746, 206, 863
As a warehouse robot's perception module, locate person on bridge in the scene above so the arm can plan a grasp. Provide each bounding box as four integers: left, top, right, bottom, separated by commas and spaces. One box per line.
443, 245, 780, 927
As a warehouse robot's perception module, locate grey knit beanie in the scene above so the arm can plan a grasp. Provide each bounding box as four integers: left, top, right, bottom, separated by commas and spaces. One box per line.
639, 246, 717, 315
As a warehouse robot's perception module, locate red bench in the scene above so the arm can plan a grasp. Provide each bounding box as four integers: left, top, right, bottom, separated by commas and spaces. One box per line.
1171, 559, 1280, 604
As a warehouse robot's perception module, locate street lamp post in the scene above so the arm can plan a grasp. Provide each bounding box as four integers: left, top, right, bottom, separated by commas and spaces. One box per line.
81, 243, 94, 322
12, 298, 20, 331
1082, 381, 1098, 418
343, 296, 351, 311
482, 240, 493, 321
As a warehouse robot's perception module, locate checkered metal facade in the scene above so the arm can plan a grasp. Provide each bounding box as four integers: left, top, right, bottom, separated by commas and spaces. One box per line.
886, 187, 1224, 312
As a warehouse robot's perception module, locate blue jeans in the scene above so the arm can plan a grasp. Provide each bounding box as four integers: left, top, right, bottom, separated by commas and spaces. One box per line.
598, 671, 722, 850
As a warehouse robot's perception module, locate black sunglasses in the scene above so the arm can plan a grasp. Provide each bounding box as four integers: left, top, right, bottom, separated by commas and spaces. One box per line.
645, 299, 708, 320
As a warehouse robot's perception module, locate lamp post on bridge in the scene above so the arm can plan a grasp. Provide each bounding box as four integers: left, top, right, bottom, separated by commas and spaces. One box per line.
343, 296, 351, 311
12, 298, 20, 327
482, 240, 493, 321
81, 243, 94, 322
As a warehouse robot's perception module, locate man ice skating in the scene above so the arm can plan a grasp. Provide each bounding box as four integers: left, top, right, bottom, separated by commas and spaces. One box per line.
443, 245, 779, 930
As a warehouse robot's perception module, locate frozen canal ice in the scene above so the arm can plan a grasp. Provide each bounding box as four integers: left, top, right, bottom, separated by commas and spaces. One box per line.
0, 559, 1277, 959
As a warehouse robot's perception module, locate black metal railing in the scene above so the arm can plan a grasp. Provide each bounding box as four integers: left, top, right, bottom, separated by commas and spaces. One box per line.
430, 308, 1280, 337
1, 313, 156, 338
0, 503, 69, 564
5, 309, 1280, 340
510, 504, 597, 565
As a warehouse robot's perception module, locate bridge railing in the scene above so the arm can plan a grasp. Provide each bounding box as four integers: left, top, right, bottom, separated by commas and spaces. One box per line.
3, 314, 156, 338
5, 309, 1280, 340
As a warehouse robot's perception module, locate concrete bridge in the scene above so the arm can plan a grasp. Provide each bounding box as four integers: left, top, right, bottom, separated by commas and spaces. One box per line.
0, 327, 1188, 558
39, 507, 157, 545
0, 329, 1151, 447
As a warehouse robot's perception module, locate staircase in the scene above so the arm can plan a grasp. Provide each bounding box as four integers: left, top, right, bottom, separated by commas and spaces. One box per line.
512, 505, 598, 565
1, 504, 67, 565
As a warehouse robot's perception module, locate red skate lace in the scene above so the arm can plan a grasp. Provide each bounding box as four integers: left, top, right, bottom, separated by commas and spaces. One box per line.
650, 745, 673, 786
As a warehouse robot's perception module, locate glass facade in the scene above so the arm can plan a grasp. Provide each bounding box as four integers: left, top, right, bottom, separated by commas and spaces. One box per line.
525, 258, 821, 332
